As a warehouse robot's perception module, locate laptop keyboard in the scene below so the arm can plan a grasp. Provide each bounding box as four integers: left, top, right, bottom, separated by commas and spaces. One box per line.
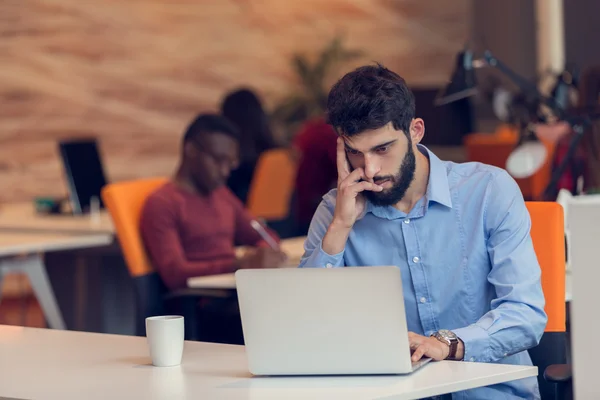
411, 357, 432, 371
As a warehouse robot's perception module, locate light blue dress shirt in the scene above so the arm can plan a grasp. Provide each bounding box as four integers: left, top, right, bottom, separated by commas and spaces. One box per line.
298, 145, 547, 399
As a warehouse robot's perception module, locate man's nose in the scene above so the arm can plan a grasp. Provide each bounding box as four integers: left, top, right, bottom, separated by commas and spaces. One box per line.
364, 154, 381, 180
221, 164, 232, 179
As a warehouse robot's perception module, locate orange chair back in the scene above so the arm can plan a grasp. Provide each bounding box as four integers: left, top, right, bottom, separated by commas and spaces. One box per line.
246, 149, 297, 220
101, 177, 168, 277
526, 201, 566, 332
464, 130, 555, 200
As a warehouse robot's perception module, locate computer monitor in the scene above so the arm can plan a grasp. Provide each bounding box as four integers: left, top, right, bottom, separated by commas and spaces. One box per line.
58, 138, 108, 214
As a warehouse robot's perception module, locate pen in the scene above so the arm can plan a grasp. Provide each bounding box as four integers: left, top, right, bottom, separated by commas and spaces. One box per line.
250, 220, 280, 251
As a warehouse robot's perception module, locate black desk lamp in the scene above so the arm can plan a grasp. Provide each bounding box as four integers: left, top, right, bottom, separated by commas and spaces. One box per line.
436, 49, 596, 200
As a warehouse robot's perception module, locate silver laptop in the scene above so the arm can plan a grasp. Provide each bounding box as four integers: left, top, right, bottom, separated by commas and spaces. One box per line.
235, 266, 432, 376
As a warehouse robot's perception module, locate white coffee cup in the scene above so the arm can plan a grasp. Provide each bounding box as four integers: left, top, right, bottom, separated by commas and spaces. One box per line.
146, 315, 185, 367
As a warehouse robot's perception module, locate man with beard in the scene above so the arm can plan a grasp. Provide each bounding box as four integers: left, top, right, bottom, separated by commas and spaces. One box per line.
298, 64, 546, 400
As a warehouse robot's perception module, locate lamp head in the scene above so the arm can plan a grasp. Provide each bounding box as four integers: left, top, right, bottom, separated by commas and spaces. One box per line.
506, 138, 547, 178
435, 50, 479, 106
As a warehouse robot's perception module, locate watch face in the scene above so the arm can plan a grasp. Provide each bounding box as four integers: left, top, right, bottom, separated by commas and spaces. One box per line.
438, 329, 457, 340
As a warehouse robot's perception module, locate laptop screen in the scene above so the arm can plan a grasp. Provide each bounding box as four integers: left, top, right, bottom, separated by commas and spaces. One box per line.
58, 138, 108, 214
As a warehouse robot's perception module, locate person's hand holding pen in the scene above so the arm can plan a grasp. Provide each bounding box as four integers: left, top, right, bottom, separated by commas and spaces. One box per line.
236, 220, 288, 270
250, 220, 280, 251
238, 247, 287, 270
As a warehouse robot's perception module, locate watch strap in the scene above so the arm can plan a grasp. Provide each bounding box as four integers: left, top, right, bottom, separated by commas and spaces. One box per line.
432, 331, 459, 360
447, 337, 458, 360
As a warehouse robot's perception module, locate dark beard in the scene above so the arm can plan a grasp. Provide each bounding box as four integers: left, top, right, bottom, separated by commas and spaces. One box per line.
364, 143, 416, 207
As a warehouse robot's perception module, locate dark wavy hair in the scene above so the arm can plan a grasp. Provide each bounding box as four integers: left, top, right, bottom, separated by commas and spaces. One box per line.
221, 88, 276, 163
326, 63, 415, 137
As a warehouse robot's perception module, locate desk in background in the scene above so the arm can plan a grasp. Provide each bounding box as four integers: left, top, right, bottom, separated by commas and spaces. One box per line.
0, 325, 538, 400
0, 231, 113, 329
0, 202, 113, 234
191, 237, 575, 305
0, 204, 128, 334
188, 236, 307, 290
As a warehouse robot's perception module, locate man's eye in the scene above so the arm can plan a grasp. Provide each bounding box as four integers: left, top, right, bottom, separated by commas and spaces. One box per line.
346, 149, 359, 155
376, 146, 389, 153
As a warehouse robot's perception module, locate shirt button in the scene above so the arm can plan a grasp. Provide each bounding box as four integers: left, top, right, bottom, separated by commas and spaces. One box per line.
470, 357, 475, 362
326, 263, 333, 268
420, 297, 427, 304
404, 219, 410, 224
412, 256, 420, 263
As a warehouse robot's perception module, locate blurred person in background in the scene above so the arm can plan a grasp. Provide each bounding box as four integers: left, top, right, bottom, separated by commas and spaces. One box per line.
140, 113, 287, 292
221, 88, 278, 204
291, 117, 338, 235
140, 113, 286, 344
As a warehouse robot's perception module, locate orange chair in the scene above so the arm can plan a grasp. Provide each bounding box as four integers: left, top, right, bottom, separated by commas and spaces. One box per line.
102, 177, 167, 278
464, 127, 556, 200
102, 177, 221, 339
246, 148, 297, 221
525, 201, 568, 399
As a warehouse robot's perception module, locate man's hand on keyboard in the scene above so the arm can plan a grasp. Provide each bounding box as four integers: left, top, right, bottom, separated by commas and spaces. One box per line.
408, 332, 449, 362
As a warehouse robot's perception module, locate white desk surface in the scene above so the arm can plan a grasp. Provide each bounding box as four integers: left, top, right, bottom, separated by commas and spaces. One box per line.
235, 236, 306, 259
188, 236, 307, 290
0, 231, 113, 257
0, 202, 114, 233
0, 325, 537, 400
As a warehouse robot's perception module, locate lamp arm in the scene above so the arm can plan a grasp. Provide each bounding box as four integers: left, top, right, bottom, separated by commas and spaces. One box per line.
541, 113, 600, 200
482, 51, 564, 120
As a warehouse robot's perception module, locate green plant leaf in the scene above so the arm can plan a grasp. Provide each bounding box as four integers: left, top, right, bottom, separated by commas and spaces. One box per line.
270, 35, 365, 141
292, 55, 313, 91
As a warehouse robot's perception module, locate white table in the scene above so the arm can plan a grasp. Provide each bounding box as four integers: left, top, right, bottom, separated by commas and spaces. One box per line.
0, 325, 537, 400
188, 236, 307, 290
0, 232, 113, 329
0, 201, 114, 233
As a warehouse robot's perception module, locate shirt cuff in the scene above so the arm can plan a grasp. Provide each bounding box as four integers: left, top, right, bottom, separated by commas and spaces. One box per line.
302, 241, 344, 268
453, 324, 490, 363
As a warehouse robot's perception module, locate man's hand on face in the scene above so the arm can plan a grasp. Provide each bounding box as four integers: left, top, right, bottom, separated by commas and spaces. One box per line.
321, 137, 383, 256
331, 137, 383, 230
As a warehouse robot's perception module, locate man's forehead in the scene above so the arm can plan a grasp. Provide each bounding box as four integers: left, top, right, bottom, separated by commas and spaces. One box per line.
201, 131, 238, 147
342, 125, 403, 150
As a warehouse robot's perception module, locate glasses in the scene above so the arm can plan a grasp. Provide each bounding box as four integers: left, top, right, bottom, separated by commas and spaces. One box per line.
192, 141, 239, 170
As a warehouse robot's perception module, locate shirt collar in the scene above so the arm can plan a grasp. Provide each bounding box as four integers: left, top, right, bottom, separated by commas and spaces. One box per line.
422, 144, 453, 209
365, 144, 452, 219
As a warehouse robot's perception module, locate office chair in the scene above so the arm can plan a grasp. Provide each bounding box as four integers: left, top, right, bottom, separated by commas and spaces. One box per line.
101, 177, 227, 340
246, 148, 298, 237
525, 202, 570, 399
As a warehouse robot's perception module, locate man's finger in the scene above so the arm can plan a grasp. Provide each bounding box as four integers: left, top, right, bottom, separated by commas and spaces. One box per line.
336, 137, 351, 184
339, 167, 365, 189
351, 181, 383, 194
411, 344, 428, 362
408, 332, 425, 349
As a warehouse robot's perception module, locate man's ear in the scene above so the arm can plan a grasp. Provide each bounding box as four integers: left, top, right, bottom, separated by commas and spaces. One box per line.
183, 141, 196, 159
410, 118, 425, 144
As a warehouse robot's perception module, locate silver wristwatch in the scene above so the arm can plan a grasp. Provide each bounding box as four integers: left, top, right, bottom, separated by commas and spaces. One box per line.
431, 329, 460, 360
